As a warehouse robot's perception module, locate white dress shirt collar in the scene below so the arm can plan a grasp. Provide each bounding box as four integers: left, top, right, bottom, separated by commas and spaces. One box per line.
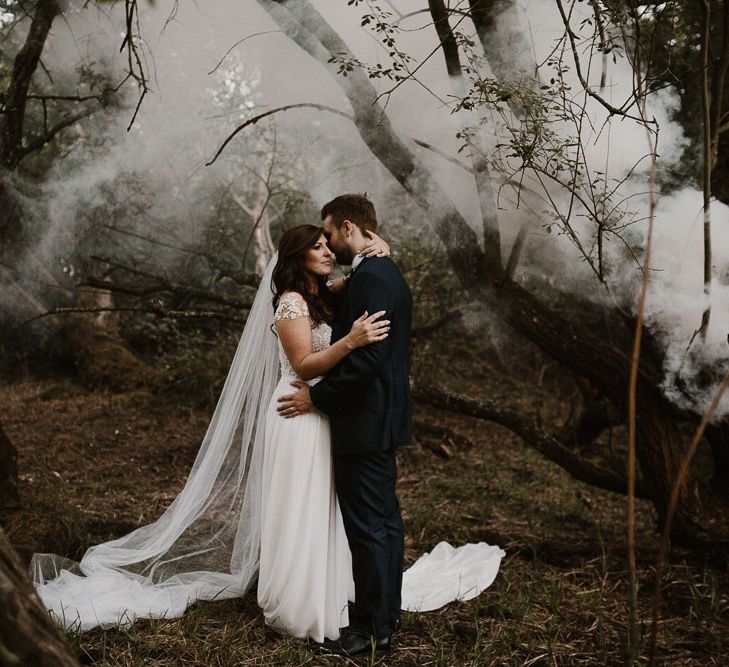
350, 253, 365, 272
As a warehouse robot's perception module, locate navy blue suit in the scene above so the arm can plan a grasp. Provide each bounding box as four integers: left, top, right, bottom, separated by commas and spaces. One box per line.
310, 256, 412, 639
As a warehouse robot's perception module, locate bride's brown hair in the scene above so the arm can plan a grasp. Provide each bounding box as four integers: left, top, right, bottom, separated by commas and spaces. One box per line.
272, 224, 337, 325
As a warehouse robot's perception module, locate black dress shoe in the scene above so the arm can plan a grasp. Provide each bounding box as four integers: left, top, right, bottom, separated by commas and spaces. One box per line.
317, 629, 390, 657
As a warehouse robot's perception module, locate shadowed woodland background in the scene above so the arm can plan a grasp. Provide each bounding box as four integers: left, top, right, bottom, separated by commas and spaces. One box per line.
1, 0, 729, 664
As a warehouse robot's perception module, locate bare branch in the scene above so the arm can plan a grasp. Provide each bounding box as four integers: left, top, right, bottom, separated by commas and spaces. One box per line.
698, 0, 713, 340
25, 92, 104, 103
18, 106, 98, 161
427, 0, 462, 77
22, 305, 247, 325
121, 0, 150, 130
411, 306, 464, 338
413, 138, 473, 173
96, 222, 223, 261
414, 384, 650, 498
209, 30, 283, 75
1, 0, 62, 168
553, 0, 655, 125
206, 103, 352, 166
81, 259, 256, 310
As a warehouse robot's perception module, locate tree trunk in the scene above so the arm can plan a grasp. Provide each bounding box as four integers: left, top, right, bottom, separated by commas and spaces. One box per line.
0, 178, 23, 248
0, 0, 60, 249
706, 421, 729, 499
0, 423, 19, 509
1, 0, 61, 170
635, 397, 702, 538
252, 179, 274, 277
0, 528, 80, 667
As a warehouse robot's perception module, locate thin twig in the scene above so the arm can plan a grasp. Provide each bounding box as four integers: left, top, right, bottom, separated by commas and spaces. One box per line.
554, 0, 655, 125
208, 31, 282, 75
698, 0, 712, 340
22, 305, 246, 325
626, 11, 660, 662
206, 103, 352, 166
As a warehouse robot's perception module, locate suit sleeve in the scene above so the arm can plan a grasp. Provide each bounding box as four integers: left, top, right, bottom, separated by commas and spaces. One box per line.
310, 271, 395, 415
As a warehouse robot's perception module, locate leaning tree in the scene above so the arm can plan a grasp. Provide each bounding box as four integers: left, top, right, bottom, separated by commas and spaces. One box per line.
225, 0, 729, 544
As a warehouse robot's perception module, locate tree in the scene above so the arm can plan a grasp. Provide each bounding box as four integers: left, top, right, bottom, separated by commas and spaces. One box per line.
0, 527, 79, 666
0, 0, 106, 242
0, 0, 75, 518
0, 0, 141, 544
239, 0, 728, 544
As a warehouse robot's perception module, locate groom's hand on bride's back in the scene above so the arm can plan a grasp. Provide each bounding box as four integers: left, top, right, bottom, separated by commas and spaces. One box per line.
277, 380, 314, 419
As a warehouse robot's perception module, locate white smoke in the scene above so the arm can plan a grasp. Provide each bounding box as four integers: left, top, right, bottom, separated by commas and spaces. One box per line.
15, 0, 727, 414
486, 0, 728, 415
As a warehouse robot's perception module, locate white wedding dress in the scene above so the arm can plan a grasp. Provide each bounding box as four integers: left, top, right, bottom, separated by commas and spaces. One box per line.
257, 293, 353, 641
31, 257, 505, 638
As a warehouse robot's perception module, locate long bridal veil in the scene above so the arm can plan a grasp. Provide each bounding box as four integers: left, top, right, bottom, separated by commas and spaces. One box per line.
31, 255, 281, 631
31, 250, 506, 632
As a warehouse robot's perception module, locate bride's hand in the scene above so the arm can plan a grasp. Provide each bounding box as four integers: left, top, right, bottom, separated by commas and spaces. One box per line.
361, 230, 390, 257
346, 310, 390, 348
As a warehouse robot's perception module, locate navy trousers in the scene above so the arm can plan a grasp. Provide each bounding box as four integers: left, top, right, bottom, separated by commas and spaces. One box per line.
334, 448, 403, 640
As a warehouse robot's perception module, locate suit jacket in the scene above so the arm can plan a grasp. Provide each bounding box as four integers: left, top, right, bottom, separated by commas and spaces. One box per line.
310, 256, 412, 455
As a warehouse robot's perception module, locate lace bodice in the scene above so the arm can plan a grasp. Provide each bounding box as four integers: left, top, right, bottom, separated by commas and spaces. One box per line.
274, 292, 332, 379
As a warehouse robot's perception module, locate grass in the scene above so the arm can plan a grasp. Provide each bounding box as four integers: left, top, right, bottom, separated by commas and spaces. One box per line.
2, 369, 728, 665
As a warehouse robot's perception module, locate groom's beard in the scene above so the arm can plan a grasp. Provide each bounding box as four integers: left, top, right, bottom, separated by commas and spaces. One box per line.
334, 247, 355, 265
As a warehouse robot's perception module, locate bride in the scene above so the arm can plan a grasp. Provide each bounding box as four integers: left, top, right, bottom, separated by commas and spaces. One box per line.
31, 218, 504, 645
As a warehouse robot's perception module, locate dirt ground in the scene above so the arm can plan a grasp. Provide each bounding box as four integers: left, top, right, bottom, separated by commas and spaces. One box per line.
2, 374, 728, 666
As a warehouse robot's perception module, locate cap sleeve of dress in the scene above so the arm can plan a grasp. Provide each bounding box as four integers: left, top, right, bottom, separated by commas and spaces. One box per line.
274, 292, 310, 321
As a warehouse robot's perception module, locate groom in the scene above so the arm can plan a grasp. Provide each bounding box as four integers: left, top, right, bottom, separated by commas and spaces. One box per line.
277, 193, 412, 656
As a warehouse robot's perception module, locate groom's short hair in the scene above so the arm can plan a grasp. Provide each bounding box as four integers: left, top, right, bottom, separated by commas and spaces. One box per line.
321, 193, 377, 233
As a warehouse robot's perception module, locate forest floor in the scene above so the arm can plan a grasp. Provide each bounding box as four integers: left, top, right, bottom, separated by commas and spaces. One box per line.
2, 352, 729, 665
